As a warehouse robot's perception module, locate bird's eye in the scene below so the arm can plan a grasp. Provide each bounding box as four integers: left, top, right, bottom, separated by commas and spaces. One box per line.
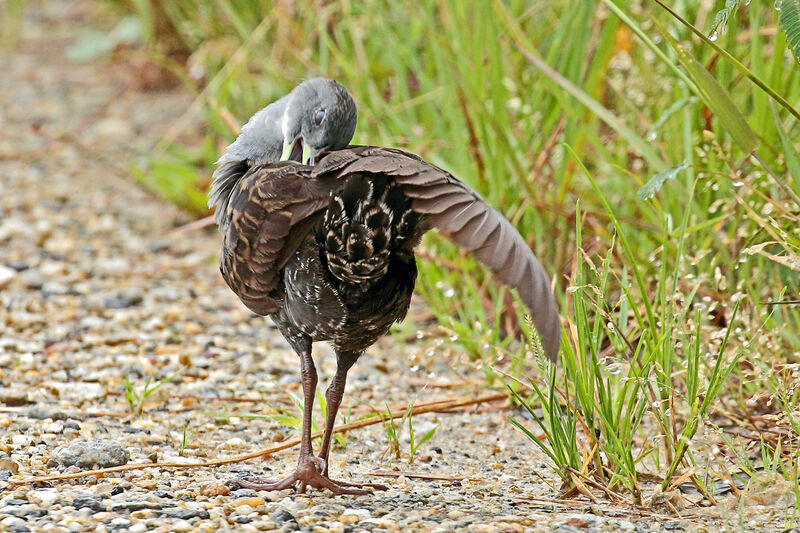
314, 109, 326, 126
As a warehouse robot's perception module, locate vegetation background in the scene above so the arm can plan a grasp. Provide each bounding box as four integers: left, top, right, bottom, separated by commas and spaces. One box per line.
53, 0, 800, 516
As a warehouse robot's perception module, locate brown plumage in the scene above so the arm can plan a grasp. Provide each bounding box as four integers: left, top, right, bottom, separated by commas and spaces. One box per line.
210, 79, 560, 495
220, 146, 559, 360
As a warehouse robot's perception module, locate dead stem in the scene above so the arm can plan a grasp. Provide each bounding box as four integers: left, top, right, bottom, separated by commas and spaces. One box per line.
14, 392, 507, 485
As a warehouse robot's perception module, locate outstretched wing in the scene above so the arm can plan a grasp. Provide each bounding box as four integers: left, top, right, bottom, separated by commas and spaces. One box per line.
313, 146, 561, 360
219, 162, 331, 315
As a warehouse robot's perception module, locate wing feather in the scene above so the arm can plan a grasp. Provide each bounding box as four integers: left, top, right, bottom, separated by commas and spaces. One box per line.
314, 146, 561, 360
218, 163, 332, 316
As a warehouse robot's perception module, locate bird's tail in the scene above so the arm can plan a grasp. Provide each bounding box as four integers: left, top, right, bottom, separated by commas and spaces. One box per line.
320, 175, 421, 287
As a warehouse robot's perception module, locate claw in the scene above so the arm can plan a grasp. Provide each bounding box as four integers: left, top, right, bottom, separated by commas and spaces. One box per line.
234, 454, 387, 496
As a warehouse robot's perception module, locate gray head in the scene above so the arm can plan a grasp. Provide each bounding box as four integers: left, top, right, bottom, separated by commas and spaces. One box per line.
209, 78, 357, 229
281, 78, 358, 164
217, 78, 357, 168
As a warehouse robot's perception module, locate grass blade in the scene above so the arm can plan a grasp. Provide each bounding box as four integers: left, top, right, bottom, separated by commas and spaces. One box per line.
654, 18, 758, 155
652, 0, 800, 122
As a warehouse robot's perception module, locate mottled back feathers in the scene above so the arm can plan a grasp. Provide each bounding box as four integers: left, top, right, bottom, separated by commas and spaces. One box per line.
321, 175, 421, 287
213, 146, 561, 360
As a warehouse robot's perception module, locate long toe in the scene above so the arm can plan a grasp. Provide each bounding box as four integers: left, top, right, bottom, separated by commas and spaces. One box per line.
234, 475, 298, 492
234, 468, 387, 495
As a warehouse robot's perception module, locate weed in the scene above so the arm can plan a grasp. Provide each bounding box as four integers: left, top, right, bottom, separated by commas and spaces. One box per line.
380, 403, 401, 461
206, 389, 348, 447
379, 397, 438, 463
178, 423, 198, 456
123, 373, 177, 416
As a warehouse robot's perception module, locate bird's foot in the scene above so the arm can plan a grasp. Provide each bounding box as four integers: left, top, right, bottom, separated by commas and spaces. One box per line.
234, 455, 388, 496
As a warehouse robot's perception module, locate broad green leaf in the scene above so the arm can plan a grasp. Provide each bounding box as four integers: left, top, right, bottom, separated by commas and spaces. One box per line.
653, 0, 800, 122
638, 162, 689, 200
779, 0, 800, 60
655, 20, 759, 155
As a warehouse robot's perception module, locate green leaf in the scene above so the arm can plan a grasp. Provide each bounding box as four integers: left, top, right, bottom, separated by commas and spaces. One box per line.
638, 162, 689, 200
771, 101, 800, 195
109, 15, 143, 45
779, 0, 800, 60
709, 0, 744, 36
66, 16, 143, 64
67, 31, 115, 63
654, 20, 759, 155
653, 0, 800, 122
416, 426, 438, 449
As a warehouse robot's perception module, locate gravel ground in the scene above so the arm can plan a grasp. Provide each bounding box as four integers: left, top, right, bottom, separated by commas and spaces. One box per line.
0, 2, 790, 532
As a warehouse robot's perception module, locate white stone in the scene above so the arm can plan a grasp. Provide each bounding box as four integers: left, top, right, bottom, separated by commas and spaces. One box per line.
172, 519, 193, 532
0, 265, 16, 289
43, 422, 63, 433
225, 437, 245, 448
341, 508, 371, 522
12, 434, 31, 447
1, 516, 27, 529
31, 489, 60, 506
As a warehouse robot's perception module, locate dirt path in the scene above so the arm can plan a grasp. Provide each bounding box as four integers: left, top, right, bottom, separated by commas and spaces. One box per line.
0, 2, 767, 532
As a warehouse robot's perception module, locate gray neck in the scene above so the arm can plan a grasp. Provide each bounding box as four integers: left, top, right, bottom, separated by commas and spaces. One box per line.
208, 97, 291, 232
219, 95, 290, 166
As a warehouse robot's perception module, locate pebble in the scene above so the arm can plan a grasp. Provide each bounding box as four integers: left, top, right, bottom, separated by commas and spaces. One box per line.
43, 422, 64, 433
1, 516, 29, 531
102, 289, 143, 309
29, 490, 60, 506
269, 508, 298, 526
0, 388, 30, 406
72, 495, 107, 512
202, 482, 230, 497
0, 458, 20, 474
234, 497, 265, 507
160, 509, 211, 520
0, 264, 17, 288
20, 406, 68, 420
340, 508, 371, 524
109, 517, 131, 529
56, 440, 130, 468
12, 435, 31, 447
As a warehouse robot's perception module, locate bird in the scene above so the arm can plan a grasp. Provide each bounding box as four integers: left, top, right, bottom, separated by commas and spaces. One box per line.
209, 78, 560, 495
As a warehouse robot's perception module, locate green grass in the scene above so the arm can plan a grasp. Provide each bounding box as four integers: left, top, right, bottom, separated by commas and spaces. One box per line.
207, 388, 348, 447
378, 397, 439, 463
106, 0, 800, 513
123, 372, 177, 415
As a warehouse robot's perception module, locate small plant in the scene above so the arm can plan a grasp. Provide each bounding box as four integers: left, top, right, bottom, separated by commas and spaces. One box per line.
206, 389, 347, 446
379, 398, 438, 463
380, 403, 402, 461
407, 406, 438, 464
123, 373, 177, 415
178, 423, 199, 456
506, 355, 582, 488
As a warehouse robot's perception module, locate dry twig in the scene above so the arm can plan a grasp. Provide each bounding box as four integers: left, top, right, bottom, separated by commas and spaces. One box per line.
15, 392, 506, 485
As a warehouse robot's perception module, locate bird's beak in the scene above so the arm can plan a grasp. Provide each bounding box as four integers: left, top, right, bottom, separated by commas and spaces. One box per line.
281, 136, 313, 164
305, 147, 318, 166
